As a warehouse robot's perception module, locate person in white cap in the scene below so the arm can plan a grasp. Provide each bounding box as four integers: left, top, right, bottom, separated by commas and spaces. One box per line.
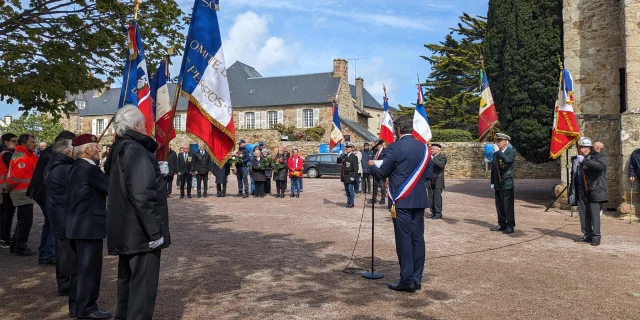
490, 133, 516, 234
568, 137, 608, 246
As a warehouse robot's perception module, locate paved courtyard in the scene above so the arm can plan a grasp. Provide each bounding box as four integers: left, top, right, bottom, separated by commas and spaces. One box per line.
1, 178, 640, 319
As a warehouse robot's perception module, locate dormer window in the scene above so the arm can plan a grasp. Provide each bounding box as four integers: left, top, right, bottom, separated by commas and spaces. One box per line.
292, 86, 298, 92
75, 100, 86, 110
250, 89, 255, 94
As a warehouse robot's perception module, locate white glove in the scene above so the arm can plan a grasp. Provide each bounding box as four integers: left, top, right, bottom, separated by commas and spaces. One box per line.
576, 155, 584, 163
149, 236, 164, 249
350, 177, 355, 182
158, 161, 169, 176
492, 144, 499, 152
491, 184, 494, 190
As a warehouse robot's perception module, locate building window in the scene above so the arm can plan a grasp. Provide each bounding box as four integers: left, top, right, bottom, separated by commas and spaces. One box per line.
246, 112, 256, 129
303, 109, 313, 128
97, 119, 105, 135
77, 117, 82, 132
268, 111, 277, 128
174, 116, 182, 131
75, 100, 86, 110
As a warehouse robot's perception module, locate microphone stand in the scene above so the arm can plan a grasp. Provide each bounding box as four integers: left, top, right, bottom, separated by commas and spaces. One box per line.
362, 150, 383, 280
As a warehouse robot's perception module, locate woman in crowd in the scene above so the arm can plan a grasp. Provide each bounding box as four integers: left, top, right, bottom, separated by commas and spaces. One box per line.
287, 148, 303, 198
250, 149, 266, 198
262, 148, 272, 195
274, 148, 288, 198
212, 160, 231, 197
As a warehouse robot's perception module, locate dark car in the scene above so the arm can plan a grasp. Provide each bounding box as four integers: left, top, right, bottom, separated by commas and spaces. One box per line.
303, 153, 341, 178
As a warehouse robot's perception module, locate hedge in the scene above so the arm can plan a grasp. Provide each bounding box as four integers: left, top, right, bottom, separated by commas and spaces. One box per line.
431, 128, 475, 142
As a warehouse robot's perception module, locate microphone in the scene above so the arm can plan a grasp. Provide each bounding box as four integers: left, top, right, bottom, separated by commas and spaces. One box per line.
371, 139, 385, 150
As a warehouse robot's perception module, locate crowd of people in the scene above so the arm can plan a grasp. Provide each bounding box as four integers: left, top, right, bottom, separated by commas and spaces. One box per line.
0, 106, 170, 319
160, 139, 307, 200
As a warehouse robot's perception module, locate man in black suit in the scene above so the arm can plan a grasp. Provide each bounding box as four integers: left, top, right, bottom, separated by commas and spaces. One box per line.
191, 144, 212, 198
369, 116, 433, 293
66, 134, 111, 319
368, 143, 387, 205
165, 146, 178, 198
427, 144, 447, 219
177, 145, 193, 199
338, 143, 359, 208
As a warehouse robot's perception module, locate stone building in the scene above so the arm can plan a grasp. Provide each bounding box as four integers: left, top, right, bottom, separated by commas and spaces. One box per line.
562, 0, 640, 210
62, 58, 381, 147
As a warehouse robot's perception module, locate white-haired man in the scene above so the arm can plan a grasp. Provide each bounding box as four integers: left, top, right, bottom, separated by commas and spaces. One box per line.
104, 106, 171, 319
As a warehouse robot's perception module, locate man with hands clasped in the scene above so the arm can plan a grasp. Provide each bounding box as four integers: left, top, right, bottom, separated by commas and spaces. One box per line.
490, 133, 516, 234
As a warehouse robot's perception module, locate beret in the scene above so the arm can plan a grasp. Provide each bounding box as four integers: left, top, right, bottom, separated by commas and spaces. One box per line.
72, 134, 98, 147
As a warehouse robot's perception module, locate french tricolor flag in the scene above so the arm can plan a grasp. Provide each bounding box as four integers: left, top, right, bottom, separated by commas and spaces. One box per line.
329, 102, 343, 149
379, 87, 394, 145
412, 84, 432, 144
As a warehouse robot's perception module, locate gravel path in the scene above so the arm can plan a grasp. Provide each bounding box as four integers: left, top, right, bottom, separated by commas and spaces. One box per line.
1, 178, 639, 319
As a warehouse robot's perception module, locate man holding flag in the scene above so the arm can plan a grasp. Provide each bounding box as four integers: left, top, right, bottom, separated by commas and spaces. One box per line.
550, 68, 580, 159
368, 82, 433, 293
478, 67, 499, 142
329, 102, 343, 150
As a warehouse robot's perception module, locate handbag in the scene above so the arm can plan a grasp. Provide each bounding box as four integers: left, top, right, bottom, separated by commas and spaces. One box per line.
291, 171, 301, 178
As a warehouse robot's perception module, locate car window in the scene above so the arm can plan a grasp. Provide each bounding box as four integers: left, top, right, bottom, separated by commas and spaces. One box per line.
331, 154, 339, 163
319, 155, 332, 162
307, 156, 316, 162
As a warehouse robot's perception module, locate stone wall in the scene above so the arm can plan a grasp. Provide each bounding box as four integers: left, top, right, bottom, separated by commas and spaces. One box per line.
436, 142, 560, 180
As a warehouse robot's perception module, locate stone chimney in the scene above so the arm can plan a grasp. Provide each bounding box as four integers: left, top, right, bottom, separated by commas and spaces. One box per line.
355, 77, 364, 109
333, 58, 348, 79
4, 115, 11, 126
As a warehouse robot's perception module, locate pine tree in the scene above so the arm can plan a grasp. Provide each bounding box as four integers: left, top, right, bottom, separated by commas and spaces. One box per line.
421, 13, 486, 133
484, 0, 563, 163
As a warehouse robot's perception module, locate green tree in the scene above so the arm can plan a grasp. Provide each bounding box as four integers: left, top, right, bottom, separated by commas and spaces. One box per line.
0, 0, 187, 117
1, 113, 64, 144
484, 0, 562, 163
394, 104, 416, 118
421, 13, 486, 134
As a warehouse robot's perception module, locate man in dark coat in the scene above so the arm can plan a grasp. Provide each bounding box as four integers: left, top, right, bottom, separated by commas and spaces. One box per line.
176, 144, 193, 199
165, 146, 178, 198
104, 106, 171, 320
212, 161, 231, 197
338, 143, 359, 208
191, 144, 212, 198
490, 133, 517, 234
44, 139, 75, 299
236, 139, 251, 198
66, 134, 111, 319
360, 142, 372, 194
368, 115, 433, 293
368, 143, 387, 205
569, 137, 608, 246
427, 144, 447, 219
27, 130, 76, 264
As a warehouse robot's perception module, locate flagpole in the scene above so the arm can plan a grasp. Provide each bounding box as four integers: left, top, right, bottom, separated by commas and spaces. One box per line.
98, 0, 141, 143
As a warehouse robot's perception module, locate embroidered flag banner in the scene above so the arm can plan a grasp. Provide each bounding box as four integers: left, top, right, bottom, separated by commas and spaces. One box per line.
412, 84, 432, 144
550, 69, 580, 159
478, 69, 499, 141
118, 20, 154, 136
179, 0, 235, 167
330, 102, 343, 149
150, 57, 175, 160
379, 86, 395, 144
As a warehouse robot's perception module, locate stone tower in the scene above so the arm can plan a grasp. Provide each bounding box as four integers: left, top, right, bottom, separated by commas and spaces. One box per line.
562, 0, 640, 210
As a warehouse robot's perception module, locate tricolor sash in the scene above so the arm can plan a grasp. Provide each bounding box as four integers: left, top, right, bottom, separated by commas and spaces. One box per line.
388, 145, 430, 218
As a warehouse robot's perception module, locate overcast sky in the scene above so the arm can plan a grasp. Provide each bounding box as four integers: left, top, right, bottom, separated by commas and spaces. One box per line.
1, 0, 488, 118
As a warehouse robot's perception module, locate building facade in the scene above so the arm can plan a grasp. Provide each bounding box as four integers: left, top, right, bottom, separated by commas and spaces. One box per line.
562, 0, 640, 210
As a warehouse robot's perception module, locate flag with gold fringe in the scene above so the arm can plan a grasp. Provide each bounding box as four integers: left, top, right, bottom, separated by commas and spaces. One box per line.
550, 69, 580, 159
178, 0, 235, 167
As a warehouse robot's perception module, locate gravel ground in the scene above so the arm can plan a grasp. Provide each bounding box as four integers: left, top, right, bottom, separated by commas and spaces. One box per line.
1, 178, 640, 320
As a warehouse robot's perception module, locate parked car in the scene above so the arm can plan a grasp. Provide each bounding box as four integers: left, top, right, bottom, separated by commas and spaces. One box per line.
303, 153, 341, 178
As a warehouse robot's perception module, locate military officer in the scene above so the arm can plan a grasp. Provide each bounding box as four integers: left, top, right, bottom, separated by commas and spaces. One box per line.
338, 142, 359, 208
66, 134, 111, 319
490, 133, 516, 234
427, 143, 447, 219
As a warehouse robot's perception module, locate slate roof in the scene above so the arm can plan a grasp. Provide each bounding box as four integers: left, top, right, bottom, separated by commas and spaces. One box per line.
71, 61, 382, 116
341, 118, 379, 142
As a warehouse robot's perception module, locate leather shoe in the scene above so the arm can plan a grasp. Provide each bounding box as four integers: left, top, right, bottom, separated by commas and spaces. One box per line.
431, 214, 442, 220
415, 281, 422, 290
187, 195, 192, 199
378, 199, 385, 205
591, 237, 601, 246
388, 282, 416, 293
502, 227, 514, 234
345, 203, 354, 208
367, 199, 376, 204
490, 225, 506, 232
574, 235, 591, 243
15, 248, 37, 256
78, 309, 112, 319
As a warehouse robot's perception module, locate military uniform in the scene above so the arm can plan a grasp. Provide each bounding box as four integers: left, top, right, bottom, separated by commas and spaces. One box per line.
428, 145, 447, 219
490, 134, 516, 233
339, 145, 359, 208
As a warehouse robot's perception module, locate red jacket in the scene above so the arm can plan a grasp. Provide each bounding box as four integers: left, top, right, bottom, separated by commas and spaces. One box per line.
7, 145, 38, 193
287, 155, 303, 178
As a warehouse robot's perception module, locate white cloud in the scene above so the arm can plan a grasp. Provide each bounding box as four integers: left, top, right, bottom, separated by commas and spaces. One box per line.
313, 16, 327, 29
222, 11, 297, 74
